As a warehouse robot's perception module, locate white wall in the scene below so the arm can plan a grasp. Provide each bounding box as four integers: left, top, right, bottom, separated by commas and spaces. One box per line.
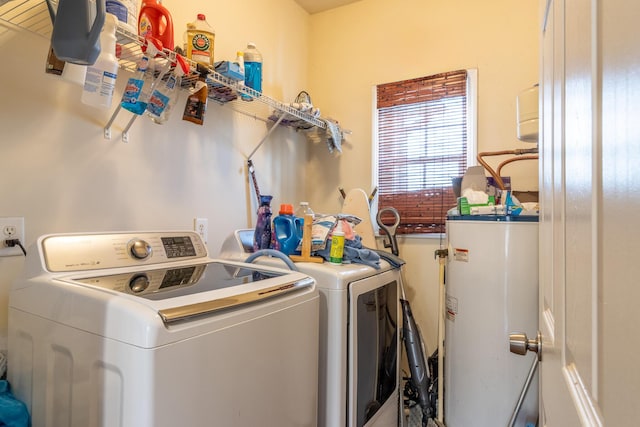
307, 0, 539, 350
0, 0, 310, 350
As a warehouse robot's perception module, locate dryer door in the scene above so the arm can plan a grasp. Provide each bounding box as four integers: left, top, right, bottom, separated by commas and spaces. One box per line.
347, 269, 400, 427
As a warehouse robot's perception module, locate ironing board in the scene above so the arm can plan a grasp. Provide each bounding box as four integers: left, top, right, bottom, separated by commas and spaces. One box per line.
341, 188, 376, 249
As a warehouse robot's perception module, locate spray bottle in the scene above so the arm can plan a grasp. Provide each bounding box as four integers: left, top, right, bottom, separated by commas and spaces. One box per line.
81, 13, 119, 109
146, 54, 189, 124
329, 219, 345, 265
121, 37, 164, 114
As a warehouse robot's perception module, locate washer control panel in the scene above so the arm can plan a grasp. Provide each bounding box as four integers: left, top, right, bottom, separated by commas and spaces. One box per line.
41, 231, 208, 273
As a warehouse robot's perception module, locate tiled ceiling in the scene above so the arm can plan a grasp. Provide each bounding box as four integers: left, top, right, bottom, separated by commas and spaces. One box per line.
294, 0, 362, 14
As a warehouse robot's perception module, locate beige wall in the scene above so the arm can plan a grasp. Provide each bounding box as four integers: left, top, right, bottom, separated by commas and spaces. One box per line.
307, 0, 539, 349
0, 0, 311, 350
0, 0, 538, 354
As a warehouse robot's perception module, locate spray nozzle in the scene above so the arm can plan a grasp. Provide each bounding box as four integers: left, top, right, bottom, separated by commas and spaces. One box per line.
142, 36, 163, 56
174, 55, 190, 77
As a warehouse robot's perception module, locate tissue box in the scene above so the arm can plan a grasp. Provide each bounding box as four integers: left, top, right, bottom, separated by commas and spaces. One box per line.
214, 61, 244, 81
457, 195, 496, 215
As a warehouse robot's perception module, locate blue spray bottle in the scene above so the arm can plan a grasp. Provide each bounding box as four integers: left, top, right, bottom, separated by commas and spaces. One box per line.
121, 37, 164, 114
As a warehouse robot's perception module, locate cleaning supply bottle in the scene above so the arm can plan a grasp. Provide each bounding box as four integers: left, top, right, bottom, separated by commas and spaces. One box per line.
146, 54, 189, 124
329, 219, 345, 265
105, 0, 137, 34
241, 42, 262, 101
182, 65, 209, 125
274, 204, 302, 256
253, 195, 273, 251
294, 201, 314, 239
138, 0, 173, 54
121, 37, 164, 114
81, 13, 119, 109
235, 51, 245, 82
295, 201, 314, 218
186, 14, 215, 66
50, 0, 105, 65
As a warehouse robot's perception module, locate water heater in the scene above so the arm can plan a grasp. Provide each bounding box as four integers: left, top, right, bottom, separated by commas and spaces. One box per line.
444, 216, 539, 426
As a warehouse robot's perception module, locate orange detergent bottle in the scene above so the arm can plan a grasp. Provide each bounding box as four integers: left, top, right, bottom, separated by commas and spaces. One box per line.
138, 0, 174, 53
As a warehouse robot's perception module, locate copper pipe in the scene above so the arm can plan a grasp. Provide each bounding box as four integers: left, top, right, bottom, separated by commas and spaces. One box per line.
477, 148, 539, 191
497, 155, 539, 178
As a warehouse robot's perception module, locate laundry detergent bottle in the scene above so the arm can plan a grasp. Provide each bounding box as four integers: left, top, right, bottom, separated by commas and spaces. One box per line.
241, 42, 262, 101
274, 204, 302, 256
138, 0, 174, 54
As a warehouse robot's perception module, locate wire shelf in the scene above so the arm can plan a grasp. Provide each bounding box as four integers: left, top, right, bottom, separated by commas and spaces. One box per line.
0, 0, 333, 133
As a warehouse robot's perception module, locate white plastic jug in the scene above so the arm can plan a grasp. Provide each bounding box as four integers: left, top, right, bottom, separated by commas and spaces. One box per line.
47, 0, 106, 65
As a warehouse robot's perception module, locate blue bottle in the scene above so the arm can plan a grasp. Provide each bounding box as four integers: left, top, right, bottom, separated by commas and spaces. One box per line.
253, 195, 273, 251
273, 204, 302, 256
241, 42, 262, 101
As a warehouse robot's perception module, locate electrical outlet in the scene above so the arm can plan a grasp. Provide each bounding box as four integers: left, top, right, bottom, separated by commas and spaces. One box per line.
0, 217, 25, 257
194, 218, 208, 244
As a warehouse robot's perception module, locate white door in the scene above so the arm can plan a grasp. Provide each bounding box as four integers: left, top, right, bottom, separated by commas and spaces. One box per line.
536, 0, 640, 425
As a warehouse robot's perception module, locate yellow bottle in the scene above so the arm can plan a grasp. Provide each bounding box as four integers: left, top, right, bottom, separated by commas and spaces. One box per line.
329, 220, 345, 265
186, 14, 215, 66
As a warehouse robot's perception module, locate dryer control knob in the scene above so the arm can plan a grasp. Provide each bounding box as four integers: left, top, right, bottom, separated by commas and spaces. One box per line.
129, 239, 152, 259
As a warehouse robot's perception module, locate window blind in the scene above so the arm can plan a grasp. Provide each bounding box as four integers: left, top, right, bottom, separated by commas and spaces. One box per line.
376, 70, 468, 234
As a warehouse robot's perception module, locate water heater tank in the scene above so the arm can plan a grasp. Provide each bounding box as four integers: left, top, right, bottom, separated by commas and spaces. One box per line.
517, 84, 539, 142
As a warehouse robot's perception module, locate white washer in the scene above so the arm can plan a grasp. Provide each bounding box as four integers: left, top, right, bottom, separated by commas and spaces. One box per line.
8, 231, 319, 427
220, 229, 401, 427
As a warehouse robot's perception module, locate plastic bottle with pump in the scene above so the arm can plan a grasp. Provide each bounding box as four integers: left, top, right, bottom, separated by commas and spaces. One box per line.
138, 0, 173, 54
329, 219, 345, 265
81, 13, 119, 109
274, 204, 302, 256
146, 54, 189, 124
186, 14, 215, 66
241, 42, 262, 101
121, 37, 164, 115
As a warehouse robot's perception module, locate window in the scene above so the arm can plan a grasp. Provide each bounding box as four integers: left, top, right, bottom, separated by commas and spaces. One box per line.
374, 69, 476, 234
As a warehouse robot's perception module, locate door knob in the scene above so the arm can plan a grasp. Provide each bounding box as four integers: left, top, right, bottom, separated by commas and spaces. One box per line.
509, 331, 542, 361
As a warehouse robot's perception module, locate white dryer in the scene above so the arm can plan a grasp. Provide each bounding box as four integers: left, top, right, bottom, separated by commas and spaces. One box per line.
8, 231, 319, 427
220, 229, 401, 427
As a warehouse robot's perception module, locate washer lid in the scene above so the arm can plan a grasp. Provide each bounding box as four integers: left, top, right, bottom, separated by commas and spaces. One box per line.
73, 261, 313, 324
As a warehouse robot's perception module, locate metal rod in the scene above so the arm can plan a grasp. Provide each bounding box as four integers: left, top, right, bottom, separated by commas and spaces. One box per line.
508, 356, 539, 427
104, 104, 122, 139
121, 114, 138, 142
247, 113, 285, 160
